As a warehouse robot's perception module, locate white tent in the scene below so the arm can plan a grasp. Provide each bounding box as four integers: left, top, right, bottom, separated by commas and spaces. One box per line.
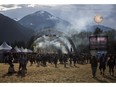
14, 46, 21, 52
20, 47, 25, 52
0, 42, 12, 62
19, 47, 33, 53
0, 42, 12, 51
24, 48, 33, 53
28, 49, 33, 53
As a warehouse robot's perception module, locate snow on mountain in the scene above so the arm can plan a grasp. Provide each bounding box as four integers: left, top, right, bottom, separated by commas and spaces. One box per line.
47, 15, 58, 20
30, 23, 33, 25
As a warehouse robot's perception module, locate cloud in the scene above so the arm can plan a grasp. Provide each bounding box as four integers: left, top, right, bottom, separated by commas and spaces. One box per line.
27, 4, 38, 7
0, 4, 22, 11
0, 4, 15, 8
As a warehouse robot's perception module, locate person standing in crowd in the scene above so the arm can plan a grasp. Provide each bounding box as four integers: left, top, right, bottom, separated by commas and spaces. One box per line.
99, 54, 107, 76
36, 54, 42, 67
18, 54, 22, 71
53, 54, 58, 68
90, 56, 98, 78
42, 54, 47, 67
7, 53, 15, 74
18, 54, 28, 76
69, 53, 73, 67
29, 55, 34, 66
59, 54, 63, 64
63, 54, 68, 68
107, 56, 115, 76
73, 54, 77, 67
4, 53, 9, 64
8, 53, 14, 67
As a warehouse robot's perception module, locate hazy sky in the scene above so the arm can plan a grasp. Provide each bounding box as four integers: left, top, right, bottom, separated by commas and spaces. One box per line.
0, 4, 116, 31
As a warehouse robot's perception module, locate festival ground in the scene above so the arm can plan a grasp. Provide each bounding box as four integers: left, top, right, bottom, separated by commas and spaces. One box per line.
0, 63, 116, 83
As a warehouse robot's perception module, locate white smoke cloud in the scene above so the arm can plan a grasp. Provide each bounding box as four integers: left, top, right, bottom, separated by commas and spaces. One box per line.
34, 35, 72, 53
50, 5, 114, 32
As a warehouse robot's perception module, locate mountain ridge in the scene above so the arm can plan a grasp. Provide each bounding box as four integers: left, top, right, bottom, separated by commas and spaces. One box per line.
86, 25, 116, 32
0, 13, 34, 43
18, 10, 71, 31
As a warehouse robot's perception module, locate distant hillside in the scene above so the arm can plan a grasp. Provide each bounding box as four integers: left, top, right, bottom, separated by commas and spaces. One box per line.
0, 13, 34, 43
86, 25, 116, 32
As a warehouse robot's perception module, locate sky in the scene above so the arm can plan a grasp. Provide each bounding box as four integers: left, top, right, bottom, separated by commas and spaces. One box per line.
0, 4, 116, 31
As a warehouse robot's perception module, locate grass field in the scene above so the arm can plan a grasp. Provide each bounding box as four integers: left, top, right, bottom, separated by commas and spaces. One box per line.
0, 63, 116, 83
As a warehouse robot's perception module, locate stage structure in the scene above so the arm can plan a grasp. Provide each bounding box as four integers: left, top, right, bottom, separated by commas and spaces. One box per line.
89, 35, 108, 57
89, 35, 108, 50
33, 29, 76, 54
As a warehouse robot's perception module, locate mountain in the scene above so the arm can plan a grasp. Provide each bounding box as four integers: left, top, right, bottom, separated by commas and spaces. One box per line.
0, 13, 34, 43
18, 10, 71, 31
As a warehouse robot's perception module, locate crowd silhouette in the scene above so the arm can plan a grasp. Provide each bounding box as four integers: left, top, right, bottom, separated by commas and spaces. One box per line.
2, 52, 116, 78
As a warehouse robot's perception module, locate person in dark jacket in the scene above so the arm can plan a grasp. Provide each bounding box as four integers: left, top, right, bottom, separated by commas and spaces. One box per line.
53, 54, 58, 68
107, 56, 115, 76
90, 56, 98, 78
99, 54, 107, 76
69, 54, 73, 67
7, 53, 16, 74
18, 54, 28, 77
73, 54, 77, 67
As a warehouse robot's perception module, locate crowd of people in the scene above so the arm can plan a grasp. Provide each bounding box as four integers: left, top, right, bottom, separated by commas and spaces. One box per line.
3, 52, 116, 77
90, 54, 116, 78
4, 52, 28, 77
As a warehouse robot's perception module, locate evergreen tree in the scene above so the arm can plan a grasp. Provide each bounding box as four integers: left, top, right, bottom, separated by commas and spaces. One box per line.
27, 35, 35, 50
94, 27, 103, 35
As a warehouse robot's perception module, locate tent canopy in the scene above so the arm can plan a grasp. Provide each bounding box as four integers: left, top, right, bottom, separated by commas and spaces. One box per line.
24, 48, 33, 53
0, 42, 12, 51
14, 46, 33, 53
14, 46, 21, 52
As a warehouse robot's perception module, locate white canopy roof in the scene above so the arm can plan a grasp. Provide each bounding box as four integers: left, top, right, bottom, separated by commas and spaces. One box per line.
24, 48, 33, 53
0, 42, 12, 51
20, 47, 25, 52
14, 46, 21, 52
16, 46, 33, 53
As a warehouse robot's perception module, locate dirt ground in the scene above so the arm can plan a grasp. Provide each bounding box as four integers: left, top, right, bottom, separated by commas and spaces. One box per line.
0, 63, 116, 83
